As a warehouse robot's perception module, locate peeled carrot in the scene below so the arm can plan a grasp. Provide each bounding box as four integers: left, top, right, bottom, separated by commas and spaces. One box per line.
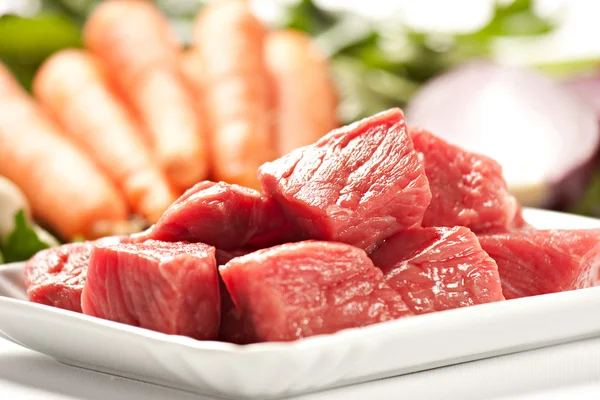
0, 62, 128, 240
83, 0, 208, 192
193, 0, 275, 189
181, 48, 204, 100
180, 48, 211, 141
33, 49, 177, 223
265, 30, 339, 154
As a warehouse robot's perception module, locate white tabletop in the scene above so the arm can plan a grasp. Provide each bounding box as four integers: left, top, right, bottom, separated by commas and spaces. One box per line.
2, 336, 600, 400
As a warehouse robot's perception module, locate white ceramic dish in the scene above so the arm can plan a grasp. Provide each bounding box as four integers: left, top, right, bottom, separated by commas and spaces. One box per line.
1, 208, 600, 399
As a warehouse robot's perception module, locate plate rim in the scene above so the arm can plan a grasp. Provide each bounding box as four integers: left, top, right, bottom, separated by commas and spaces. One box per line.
2, 206, 600, 354
4, 279, 600, 354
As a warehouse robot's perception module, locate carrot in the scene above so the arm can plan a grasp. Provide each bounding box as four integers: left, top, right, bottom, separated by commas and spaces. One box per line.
83, 0, 208, 192
0, 62, 128, 240
33, 49, 177, 224
180, 48, 211, 141
181, 48, 204, 101
265, 30, 339, 154
193, 0, 275, 189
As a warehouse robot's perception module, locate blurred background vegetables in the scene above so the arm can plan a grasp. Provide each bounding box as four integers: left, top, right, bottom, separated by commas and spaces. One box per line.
192, 0, 277, 189
2, 0, 600, 262
405, 60, 599, 211
0, 0, 565, 117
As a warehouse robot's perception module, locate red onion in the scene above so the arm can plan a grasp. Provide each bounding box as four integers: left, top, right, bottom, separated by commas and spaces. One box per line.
562, 74, 600, 122
406, 60, 599, 209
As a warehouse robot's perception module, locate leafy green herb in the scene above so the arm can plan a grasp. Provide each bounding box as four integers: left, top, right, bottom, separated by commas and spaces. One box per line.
0, 14, 82, 60
284, 0, 558, 123
479, 0, 554, 37
0, 249, 4, 264
0, 13, 82, 90
1, 211, 50, 263
283, 0, 336, 36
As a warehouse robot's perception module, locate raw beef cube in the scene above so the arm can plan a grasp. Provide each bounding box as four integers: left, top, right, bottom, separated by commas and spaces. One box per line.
215, 249, 257, 344
220, 241, 413, 342
82, 240, 220, 340
24, 237, 124, 312
479, 230, 600, 299
218, 279, 257, 344
215, 249, 252, 266
370, 227, 505, 314
142, 181, 294, 250
246, 218, 300, 248
25, 242, 92, 312
259, 108, 431, 252
507, 208, 533, 232
409, 126, 530, 233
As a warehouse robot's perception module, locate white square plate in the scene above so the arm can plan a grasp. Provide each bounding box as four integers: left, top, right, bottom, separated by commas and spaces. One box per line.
2, 208, 600, 399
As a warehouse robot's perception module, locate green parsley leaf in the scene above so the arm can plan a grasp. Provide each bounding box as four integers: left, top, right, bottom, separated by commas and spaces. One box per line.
1, 210, 51, 263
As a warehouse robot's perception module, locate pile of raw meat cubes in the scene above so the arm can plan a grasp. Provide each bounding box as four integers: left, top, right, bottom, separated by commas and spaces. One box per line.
24, 108, 600, 344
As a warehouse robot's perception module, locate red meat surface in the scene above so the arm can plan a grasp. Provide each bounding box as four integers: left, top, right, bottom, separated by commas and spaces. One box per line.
259, 109, 431, 252
479, 230, 600, 299
220, 241, 414, 342
409, 126, 529, 233
370, 227, 505, 314
141, 181, 295, 250
215, 249, 257, 344
215, 249, 251, 266
25, 242, 92, 312
81, 240, 220, 340
24, 237, 124, 312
